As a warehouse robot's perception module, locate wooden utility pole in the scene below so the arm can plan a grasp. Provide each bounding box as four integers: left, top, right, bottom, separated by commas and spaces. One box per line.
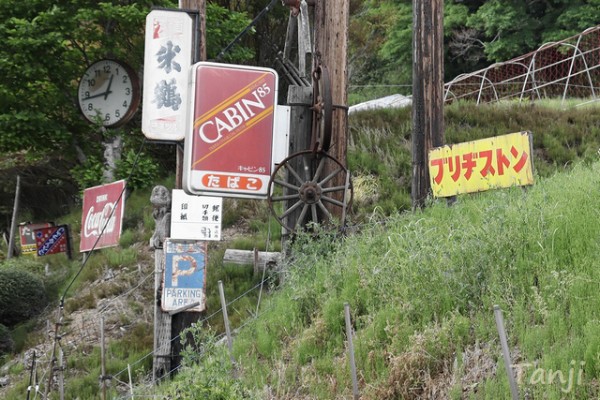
313, 0, 350, 217
411, 0, 444, 209
176, 0, 206, 188
171, 0, 207, 376
7, 175, 20, 259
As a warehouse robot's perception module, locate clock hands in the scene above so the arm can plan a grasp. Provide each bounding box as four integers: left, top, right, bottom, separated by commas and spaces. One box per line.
103, 74, 114, 101
81, 74, 114, 101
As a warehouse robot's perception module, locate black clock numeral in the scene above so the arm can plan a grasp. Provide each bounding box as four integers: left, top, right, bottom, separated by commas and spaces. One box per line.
87, 79, 95, 87
122, 76, 129, 84
104, 113, 111, 122
125, 88, 131, 95
122, 101, 128, 108
115, 110, 121, 118
87, 103, 93, 111
95, 69, 102, 77
103, 65, 111, 73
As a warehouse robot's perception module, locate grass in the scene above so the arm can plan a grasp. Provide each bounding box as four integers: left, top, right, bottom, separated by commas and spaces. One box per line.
3, 101, 600, 398
348, 101, 600, 221
157, 157, 600, 399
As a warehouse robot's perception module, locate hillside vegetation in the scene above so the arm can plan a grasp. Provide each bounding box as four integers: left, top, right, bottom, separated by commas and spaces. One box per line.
2, 102, 600, 399
154, 157, 600, 399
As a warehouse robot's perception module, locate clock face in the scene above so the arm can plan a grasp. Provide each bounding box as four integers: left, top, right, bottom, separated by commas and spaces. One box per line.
77, 59, 140, 128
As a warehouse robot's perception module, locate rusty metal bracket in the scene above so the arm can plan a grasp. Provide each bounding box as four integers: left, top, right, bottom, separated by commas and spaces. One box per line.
310, 63, 333, 153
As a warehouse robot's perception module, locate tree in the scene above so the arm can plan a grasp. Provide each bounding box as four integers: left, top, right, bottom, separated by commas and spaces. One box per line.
347, 0, 600, 100
0, 0, 253, 228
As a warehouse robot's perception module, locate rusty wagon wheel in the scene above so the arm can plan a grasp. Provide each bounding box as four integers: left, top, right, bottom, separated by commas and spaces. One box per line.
311, 64, 333, 153
268, 150, 353, 234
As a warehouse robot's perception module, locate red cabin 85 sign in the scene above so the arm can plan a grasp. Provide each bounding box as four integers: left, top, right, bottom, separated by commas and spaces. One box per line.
183, 62, 279, 199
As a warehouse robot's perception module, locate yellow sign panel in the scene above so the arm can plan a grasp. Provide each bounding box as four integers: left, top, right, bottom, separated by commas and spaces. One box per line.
428, 131, 534, 197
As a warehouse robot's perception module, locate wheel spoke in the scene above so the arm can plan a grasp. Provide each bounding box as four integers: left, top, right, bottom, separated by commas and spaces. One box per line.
321, 195, 345, 208
274, 178, 300, 191
280, 200, 304, 219
319, 167, 343, 186
321, 184, 348, 194
297, 203, 309, 225
286, 163, 305, 186
317, 200, 331, 219
271, 193, 301, 202
311, 204, 318, 223
312, 156, 327, 182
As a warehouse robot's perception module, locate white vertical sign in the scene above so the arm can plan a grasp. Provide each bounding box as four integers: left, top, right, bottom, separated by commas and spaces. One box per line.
170, 189, 223, 241
142, 10, 193, 141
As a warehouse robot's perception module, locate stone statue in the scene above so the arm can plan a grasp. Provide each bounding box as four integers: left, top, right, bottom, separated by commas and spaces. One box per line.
149, 185, 171, 249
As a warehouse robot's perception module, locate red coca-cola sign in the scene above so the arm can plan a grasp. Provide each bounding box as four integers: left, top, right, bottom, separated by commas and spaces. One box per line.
80, 180, 126, 252
183, 62, 279, 199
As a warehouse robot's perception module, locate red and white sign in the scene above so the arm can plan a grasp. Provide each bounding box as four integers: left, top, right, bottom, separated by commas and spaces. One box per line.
142, 9, 194, 141
183, 62, 280, 199
80, 180, 126, 252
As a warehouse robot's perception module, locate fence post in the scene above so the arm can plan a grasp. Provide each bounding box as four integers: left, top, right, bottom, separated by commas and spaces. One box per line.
218, 280, 236, 364
26, 350, 35, 400
344, 303, 359, 400
128, 364, 134, 399
494, 305, 519, 400
58, 347, 65, 400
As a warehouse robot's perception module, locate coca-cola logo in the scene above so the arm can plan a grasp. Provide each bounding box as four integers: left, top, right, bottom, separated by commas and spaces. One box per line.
84, 202, 117, 238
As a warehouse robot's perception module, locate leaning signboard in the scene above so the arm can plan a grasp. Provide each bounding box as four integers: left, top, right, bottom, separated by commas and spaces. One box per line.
80, 180, 126, 252
428, 131, 534, 197
19, 222, 54, 255
183, 62, 280, 199
35, 225, 72, 259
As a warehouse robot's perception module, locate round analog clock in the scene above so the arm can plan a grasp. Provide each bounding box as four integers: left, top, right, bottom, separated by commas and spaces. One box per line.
77, 59, 141, 128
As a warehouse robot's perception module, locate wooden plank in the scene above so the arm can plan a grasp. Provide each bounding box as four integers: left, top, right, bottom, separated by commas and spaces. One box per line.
223, 249, 282, 268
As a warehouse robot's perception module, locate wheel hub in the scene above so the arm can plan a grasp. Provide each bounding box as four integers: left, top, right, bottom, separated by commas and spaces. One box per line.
299, 182, 321, 204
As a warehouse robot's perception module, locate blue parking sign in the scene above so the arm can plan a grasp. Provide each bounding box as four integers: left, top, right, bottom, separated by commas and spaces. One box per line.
162, 239, 207, 312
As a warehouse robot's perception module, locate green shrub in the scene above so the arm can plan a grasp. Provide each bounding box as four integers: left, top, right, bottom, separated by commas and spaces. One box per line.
0, 268, 48, 327
0, 323, 13, 354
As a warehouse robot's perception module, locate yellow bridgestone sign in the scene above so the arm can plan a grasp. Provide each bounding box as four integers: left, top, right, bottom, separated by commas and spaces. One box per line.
428, 131, 534, 197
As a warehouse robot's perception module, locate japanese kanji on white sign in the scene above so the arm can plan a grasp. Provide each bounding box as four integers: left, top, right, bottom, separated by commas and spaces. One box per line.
142, 9, 194, 141
170, 189, 222, 241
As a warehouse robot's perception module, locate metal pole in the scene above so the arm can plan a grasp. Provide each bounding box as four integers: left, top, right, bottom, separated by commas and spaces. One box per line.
344, 303, 359, 400
7, 175, 20, 259
218, 280, 235, 364
493, 305, 519, 400
101, 317, 107, 400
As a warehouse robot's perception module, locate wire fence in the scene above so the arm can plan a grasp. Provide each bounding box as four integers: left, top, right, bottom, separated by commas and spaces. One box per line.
444, 25, 600, 107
